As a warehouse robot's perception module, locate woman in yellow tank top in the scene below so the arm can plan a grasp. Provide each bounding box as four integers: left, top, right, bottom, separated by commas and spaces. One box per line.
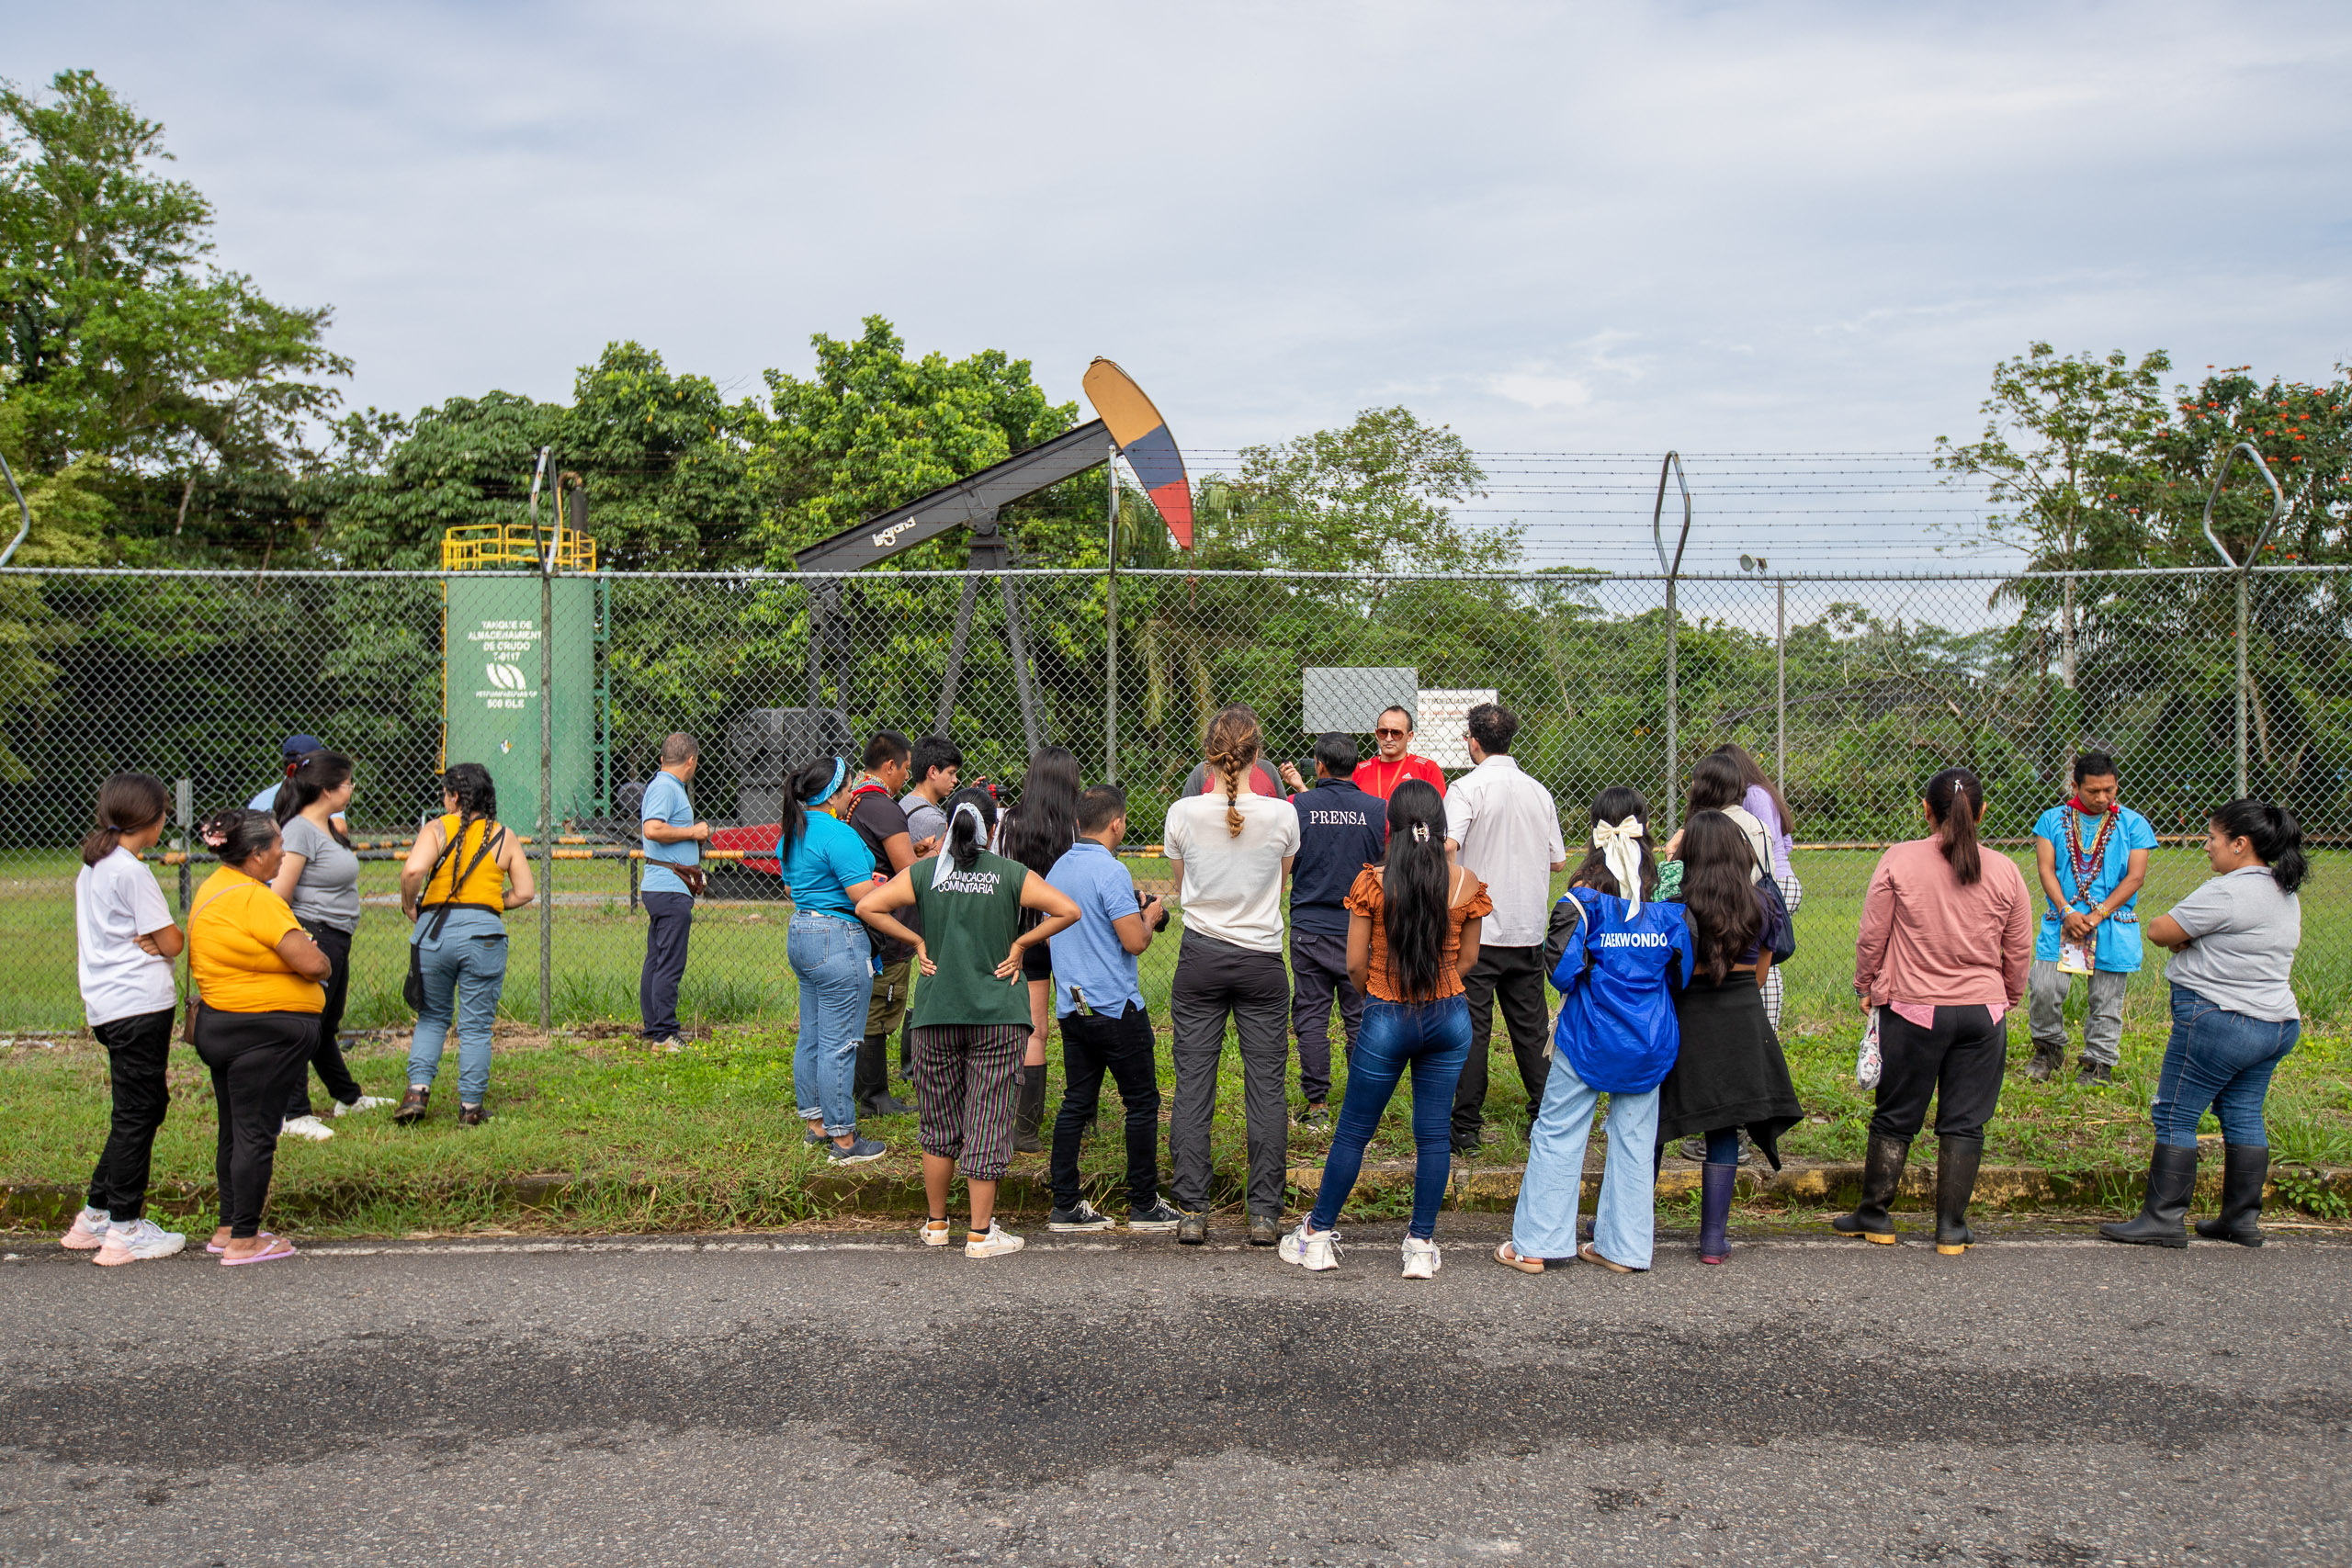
395, 764, 535, 1124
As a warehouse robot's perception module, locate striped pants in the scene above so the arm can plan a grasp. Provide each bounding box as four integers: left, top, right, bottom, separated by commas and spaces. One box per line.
1761, 870, 1804, 1033
911, 1022, 1028, 1182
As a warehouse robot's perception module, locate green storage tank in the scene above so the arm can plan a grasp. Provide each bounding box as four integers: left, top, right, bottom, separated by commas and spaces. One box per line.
443, 576, 599, 831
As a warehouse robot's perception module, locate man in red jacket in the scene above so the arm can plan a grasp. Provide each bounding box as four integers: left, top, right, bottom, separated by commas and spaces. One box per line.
1351, 705, 1447, 801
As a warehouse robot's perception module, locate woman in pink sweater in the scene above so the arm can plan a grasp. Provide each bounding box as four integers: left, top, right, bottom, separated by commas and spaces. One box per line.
1835, 768, 2031, 1254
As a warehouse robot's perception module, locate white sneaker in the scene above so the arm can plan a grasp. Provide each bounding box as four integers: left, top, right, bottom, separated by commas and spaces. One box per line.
1279, 1222, 1340, 1271
918, 1218, 954, 1247
95, 1218, 187, 1266
280, 1114, 335, 1142
964, 1221, 1025, 1258
60, 1206, 110, 1250
1401, 1235, 1442, 1280
333, 1096, 396, 1118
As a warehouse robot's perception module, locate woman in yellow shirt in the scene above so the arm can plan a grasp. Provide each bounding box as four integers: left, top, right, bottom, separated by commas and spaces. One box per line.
190, 808, 333, 1265
396, 763, 535, 1124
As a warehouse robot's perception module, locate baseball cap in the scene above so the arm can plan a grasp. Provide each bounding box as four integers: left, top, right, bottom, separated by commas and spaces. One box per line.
280, 733, 324, 761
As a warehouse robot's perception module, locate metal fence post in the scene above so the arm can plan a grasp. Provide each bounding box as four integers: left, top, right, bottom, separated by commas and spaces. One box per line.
527, 449, 553, 1032
1775, 578, 1787, 790
1651, 453, 1691, 829
2198, 442, 2285, 801
175, 776, 192, 915
1105, 457, 1119, 783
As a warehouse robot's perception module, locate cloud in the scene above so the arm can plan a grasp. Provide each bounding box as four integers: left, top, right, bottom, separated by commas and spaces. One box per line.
8, 0, 2350, 570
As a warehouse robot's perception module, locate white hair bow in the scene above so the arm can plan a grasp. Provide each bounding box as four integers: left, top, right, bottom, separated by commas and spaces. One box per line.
933, 801, 988, 888
1592, 815, 1647, 917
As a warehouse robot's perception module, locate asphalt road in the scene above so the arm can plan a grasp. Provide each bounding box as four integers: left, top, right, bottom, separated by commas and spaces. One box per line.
3, 1217, 2348, 1567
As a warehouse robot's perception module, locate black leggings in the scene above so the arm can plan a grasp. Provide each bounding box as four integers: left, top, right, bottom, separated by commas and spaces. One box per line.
195, 1006, 317, 1238
86, 1007, 175, 1223
1869, 1003, 2006, 1144
285, 921, 362, 1118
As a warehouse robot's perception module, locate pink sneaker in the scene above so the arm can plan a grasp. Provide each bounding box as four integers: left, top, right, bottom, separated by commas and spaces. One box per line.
61, 1207, 110, 1251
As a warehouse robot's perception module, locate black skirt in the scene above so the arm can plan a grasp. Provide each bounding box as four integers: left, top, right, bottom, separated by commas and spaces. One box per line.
1656, 973, 1804, 1166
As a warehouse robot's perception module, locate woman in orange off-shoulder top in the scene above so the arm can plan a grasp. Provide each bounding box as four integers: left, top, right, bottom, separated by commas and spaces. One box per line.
1280, 779, 1489, 1280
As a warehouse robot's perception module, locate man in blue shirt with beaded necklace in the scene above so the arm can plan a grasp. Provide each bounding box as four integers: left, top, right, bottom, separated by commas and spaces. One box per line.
2027, 750, 2157, 1086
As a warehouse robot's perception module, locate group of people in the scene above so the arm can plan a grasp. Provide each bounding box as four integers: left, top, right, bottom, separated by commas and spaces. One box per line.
60, 705, 2312, 1273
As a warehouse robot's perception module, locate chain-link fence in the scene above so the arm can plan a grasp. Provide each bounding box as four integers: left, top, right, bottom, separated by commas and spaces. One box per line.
6, 562, 2350, 1034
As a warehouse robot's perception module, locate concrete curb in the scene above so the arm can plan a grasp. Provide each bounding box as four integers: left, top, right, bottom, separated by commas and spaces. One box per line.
6, 1158, 2348, 1231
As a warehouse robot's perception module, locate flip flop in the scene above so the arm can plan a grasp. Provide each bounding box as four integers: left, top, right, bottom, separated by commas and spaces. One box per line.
1578, 1243, 1636, 1275
220, 1237, 298, 1267
1492, 1241, 1546, 1275
205, 1230, 277, 1256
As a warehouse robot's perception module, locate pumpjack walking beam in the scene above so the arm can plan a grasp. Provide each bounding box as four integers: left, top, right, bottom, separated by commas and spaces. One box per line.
793, 421, 1117, 757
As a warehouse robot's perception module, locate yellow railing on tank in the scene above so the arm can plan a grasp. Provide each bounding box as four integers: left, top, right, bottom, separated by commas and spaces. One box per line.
441, 524, 597, 572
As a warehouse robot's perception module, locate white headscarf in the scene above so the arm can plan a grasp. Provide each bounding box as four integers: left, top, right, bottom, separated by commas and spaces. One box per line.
932, 800, 989, 889
1592, 815, 1648, 918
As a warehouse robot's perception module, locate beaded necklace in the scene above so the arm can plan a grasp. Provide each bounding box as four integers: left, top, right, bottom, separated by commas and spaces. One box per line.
2063, 801, 2119, 903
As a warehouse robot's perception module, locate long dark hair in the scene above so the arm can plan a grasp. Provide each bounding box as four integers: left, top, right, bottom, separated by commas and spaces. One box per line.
776, 754, 849, 859
1712, 742, 1793, 836
275, 750, 353, 847
200, 807, 280, 870
943, 784, 998, 873
1380, 779, 1452, 1003
1680, 810, 1763, 984
1569, 785, 1657, 898
1924, 767, 1984, 886
1001, 745, 1082, 874
441, 761, 499, 860
1684, 751, 1746, 817
82, 773, 170, 867
2213, 798, 2307, 893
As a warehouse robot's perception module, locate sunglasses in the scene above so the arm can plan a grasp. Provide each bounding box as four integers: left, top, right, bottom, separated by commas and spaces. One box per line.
1374, 728, 1409, 739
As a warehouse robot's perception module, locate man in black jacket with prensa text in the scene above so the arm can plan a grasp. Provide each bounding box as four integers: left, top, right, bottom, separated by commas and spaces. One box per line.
1278, 732, 1387, 1126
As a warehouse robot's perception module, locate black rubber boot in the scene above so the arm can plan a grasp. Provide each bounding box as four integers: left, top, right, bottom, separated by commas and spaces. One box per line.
1832, 1134, 1911, 1243
1698, 1161, 1736, 1263
1933, 1134, 1983, 1255
2023, 1040, 2064, 1082
1012, 1061, 1047, 1154
2195, 1143, 2269, 1247
854, 1033, 911, 1118
2099, 1143, 2198, 1247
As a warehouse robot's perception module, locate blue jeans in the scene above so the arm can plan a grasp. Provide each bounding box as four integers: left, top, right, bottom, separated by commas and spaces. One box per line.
2151, 983, 2300, 1148
1513, 1056, 1660, 1269
789, 912, 874, 1138
1307, 996, 1470, 1240
408, 933, 508, 1103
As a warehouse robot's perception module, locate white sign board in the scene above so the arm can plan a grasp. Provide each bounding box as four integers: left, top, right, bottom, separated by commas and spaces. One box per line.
1414, 689, 1497, 770
1301, 667, 1419, 734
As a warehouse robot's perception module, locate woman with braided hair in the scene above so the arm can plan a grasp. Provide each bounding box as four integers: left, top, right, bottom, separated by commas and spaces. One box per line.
1163, 704, 1301, 1247
395, 763, 535, 1125
1281, 780, 1488, 1279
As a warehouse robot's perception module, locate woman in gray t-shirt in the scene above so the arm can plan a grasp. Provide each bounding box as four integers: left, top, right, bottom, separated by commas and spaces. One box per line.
267, 751, 393, 1133
2102, 799, 2306, 1252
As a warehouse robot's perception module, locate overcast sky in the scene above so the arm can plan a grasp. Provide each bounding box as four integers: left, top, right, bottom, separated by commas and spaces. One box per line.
12, 1, 2351, 569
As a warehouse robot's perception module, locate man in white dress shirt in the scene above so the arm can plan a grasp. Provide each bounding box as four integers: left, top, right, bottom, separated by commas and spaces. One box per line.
1442, 702, 1567, 1155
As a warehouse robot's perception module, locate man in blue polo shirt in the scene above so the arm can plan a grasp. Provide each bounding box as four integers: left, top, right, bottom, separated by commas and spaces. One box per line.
1278, 732, 1386, 1126
639, 732, 710, 1050
1042, 784, 1182, 1234
2027, 750, 2157, 1086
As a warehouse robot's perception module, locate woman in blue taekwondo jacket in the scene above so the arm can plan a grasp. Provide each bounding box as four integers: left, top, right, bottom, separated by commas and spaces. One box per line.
1496, 786, 1695, 1275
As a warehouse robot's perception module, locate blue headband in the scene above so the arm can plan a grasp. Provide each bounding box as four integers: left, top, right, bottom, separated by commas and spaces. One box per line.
808, 757, 849, 807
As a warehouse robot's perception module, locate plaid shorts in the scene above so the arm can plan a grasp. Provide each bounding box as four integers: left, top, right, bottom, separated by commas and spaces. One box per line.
910, 1022, 1027, 1181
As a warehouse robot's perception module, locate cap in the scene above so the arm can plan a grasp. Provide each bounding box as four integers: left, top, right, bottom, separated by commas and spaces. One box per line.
281, 733, 324, 761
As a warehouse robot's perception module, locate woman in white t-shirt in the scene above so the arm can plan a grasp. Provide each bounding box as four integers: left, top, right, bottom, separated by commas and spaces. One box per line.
63, 773, 190, 1265
1163, 704, 1300, 1247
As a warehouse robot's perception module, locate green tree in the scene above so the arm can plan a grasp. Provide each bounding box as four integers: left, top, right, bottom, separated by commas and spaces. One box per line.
0, 69, 348, 496
1220, 406, 1512, 580
1934, 343, 2172, 695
